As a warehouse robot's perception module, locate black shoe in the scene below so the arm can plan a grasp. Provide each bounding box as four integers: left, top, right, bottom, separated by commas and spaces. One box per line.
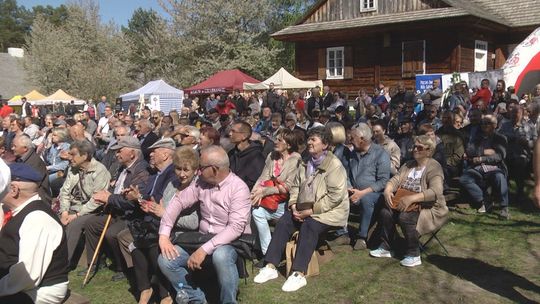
111, 271, 126, 282
77, 265, 96, 277
254, 259, 265, 268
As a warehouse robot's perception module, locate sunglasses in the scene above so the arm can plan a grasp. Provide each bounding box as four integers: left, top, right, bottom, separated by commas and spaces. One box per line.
481, 121, 495, 126
413, 145, 430, 151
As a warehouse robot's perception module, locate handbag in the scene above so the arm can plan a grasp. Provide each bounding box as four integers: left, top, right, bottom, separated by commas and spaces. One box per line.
259, 178, 288, 212
285, 232, 320, 277
390, 187, 419, 212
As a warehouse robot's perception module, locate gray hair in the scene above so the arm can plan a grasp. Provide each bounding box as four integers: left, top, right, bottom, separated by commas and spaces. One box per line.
70, 140, 95, 161
15, 134, 33, 149
351, 122, 372, 142
201, 145, 229, 168
52, 127, 69, 142
185, 125, 200, 140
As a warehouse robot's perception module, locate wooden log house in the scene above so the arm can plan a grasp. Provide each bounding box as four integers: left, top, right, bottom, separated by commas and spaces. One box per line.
272, 0, 540, 96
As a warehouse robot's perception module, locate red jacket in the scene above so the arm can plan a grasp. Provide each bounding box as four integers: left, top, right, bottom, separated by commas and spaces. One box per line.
216, 100, 236, 115
0, 105, 14, 118
471, 88, 492, 107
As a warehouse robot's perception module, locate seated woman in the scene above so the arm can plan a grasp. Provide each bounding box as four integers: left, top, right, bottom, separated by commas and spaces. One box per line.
149, 146, 200, 234
254, 126, 349, 292
42, 127, 70, 197
251, 129, 302, 263
370, 135, 448, 267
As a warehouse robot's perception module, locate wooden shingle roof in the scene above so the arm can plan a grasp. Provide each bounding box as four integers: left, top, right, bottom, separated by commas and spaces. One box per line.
443, 0, 540, 27
272, 0, 540, 39
272, 7, 469, 37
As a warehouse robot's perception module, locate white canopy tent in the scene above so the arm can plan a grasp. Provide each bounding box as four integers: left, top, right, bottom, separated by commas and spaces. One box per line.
243, 67, 323, 90
34, 89, 85, 106
120, 79, 183, 114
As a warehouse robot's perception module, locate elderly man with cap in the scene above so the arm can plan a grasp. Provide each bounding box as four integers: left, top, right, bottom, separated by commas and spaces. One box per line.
58, 140, 111, 268
77, 136, 150, 281
12, 134, 52, 204
0, 163, 69, 304
109, 138, 178, 303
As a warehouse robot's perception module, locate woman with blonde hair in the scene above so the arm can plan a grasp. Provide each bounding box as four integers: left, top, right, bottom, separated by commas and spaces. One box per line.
370, 135, 448, 267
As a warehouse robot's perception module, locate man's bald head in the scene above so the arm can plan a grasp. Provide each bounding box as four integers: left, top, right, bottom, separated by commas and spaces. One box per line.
200, 145, 229, 168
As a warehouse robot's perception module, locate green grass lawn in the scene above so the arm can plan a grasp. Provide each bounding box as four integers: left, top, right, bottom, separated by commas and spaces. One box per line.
69, 202, 540, 304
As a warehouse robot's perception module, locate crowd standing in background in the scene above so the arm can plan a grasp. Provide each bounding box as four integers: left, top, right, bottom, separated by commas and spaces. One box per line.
0, 79, 539, 303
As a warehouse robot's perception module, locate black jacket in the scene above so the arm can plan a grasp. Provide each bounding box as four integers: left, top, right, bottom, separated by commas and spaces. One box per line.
139, 132, 159, 162
228, 141, 265, 190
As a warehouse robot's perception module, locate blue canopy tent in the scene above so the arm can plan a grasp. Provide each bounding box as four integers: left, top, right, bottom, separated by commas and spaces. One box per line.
119, 79, 183, 115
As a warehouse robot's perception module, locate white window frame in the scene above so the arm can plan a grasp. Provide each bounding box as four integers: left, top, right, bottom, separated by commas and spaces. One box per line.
360, 0, 377, 12
326, 47, 344, 79
474, 40, 488, 72
401, 40, 426, 77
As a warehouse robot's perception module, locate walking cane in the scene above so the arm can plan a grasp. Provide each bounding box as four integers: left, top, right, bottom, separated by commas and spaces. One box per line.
82, 213, 112, 288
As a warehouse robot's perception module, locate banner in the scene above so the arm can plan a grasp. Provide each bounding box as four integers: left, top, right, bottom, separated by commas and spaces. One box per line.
415, 74, 442, 93
150, 95, 160, 111
502, 27, 540, 96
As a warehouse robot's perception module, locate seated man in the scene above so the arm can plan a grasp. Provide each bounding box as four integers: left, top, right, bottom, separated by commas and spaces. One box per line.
158, 146, 251, 304
83, 136, 150, 280
343, 123, 390, 249
0, 163, 69, 303
459, 115, 509, 219
58, 140, 111, 267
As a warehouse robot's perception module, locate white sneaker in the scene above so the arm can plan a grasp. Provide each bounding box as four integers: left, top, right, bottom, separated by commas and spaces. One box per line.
281, 272, 307, 292
369, 247, 393, 258
400, 256, 422, 267
477, 204, 486, 213
253, 265, 278, 284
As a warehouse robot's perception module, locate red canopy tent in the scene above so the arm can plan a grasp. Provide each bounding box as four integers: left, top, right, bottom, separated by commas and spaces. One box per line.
185, 69, 260, 95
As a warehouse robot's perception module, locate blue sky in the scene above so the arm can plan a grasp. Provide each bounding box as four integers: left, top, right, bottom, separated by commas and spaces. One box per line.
18, 0, 166, 26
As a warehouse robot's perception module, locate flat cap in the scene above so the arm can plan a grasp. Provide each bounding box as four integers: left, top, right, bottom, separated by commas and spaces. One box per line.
9, 163, 41, 183
110, 136, 141, 150
148, 137, 176, 150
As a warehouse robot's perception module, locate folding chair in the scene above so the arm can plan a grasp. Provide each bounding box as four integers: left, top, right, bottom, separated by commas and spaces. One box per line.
420, 227, 449, 256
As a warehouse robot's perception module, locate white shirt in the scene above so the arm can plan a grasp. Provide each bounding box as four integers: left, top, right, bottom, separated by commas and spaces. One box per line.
0, 194, 68, 303
98, 116, 110, 134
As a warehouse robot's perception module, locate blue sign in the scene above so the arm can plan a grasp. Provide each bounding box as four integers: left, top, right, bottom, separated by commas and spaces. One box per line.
415, 74, 443, 93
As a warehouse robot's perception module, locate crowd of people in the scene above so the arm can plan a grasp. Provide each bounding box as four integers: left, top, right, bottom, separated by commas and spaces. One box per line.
0, 78, 539, 304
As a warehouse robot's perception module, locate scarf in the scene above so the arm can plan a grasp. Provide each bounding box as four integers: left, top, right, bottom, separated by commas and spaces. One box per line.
307, 150, 327, 176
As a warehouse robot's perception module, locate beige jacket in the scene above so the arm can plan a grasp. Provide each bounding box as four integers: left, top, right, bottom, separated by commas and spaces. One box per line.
289, 151, 349, 227
59, 158, 111, 216
253, 152, 303, 196
387, 158, 449, 235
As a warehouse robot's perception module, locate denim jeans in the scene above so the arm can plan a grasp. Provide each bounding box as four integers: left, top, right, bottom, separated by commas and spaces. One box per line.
459, 169, 509, 207
353, 192, 382, 239
158, 245, 239, 304
252, 202, 286, 254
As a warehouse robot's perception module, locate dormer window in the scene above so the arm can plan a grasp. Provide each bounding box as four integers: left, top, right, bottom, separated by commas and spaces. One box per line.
360, 0, 377, 12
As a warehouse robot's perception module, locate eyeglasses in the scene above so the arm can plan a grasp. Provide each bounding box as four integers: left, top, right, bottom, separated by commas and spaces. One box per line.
198, 164, 215, 172
481, 121, 495, 126
413, 145, 430, 151
179, 133, 191, 138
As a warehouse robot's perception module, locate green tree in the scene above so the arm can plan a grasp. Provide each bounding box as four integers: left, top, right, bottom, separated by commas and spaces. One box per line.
123, 8, 177, 85
0, 0, 27, 51
24, 0, 133, 100
159, 0, 280, 86
265, 0, 317, 71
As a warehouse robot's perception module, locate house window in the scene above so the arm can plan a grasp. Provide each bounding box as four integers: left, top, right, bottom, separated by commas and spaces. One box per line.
327, 47, 344, 79
360, 0, 377, 12
474, 40, 488, 72
402, 40, 425, 78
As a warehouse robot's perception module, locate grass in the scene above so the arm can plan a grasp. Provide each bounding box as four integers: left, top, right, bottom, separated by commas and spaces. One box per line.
69, 197, 540, 304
